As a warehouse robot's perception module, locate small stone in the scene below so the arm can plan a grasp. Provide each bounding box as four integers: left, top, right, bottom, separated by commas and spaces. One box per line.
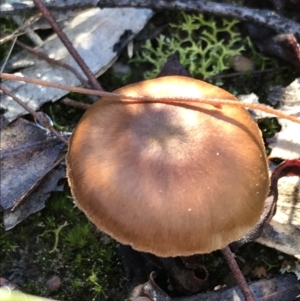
45, 275, 61, 292
229, 55, 254, 72
0, 277, 20, 291
112, 62, 131, 77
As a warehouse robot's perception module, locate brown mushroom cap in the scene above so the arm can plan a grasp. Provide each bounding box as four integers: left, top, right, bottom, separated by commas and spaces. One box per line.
66, 76, 269, 257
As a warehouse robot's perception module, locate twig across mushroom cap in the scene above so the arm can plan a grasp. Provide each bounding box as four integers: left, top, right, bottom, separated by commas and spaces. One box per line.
66, 75, 269, 257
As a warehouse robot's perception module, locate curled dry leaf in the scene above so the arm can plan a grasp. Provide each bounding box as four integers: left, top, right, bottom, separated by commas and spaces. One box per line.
258, 160, 300, 259
243, 0, 300, 70
258, 80, 300, 258
268, 78, 300, 160
0, 118, 66, 229
239, 79, 300, 258
247, 24, 300, 71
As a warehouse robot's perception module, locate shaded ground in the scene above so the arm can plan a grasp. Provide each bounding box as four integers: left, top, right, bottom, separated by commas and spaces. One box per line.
0, 7, 299, 301
0, 192, 125, 301
0, 191, 297, 301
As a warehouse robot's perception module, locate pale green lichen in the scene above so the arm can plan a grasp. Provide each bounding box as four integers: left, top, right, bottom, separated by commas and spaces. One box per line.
132, 13, 245, 79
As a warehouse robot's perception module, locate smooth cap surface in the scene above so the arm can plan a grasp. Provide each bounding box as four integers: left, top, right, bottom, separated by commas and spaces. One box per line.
66, 76, 269, 256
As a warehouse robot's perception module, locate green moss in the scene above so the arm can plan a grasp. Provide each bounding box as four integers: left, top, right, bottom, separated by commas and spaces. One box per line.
0, 17, 18, 62
0, 193, 125, 301
0, 227, 19, 252
132, 12, 245, 79
66, 223, 92, 249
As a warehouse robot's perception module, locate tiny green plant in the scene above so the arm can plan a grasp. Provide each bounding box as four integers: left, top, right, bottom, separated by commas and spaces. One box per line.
88, 270, 105, 300
65, 223, 92, 248
39, 221, 69, 253
0, 232, 18, 252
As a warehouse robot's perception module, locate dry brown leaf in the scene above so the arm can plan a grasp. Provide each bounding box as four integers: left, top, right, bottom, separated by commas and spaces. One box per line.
252, 266, 267, 278
3, 166, 65, 230
0, 118, 66, 228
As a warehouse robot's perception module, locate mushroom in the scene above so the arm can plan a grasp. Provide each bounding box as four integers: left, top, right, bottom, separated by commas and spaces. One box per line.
66, 75, 269, 300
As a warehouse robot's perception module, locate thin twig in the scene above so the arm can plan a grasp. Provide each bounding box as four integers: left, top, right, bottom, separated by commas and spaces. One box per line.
0, 37, 17, 73
221, 246, 255, 301
1, 72, 300, 125
0, 72, 117, 98
12, 15, 43, 47
61, 97, 91, 110
32, 0, 103, 91
0, 84, 69, 145
0, 13, 42, 45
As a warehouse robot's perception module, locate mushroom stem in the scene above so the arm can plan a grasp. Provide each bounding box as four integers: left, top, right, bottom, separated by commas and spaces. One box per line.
221, 246, 255, 301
